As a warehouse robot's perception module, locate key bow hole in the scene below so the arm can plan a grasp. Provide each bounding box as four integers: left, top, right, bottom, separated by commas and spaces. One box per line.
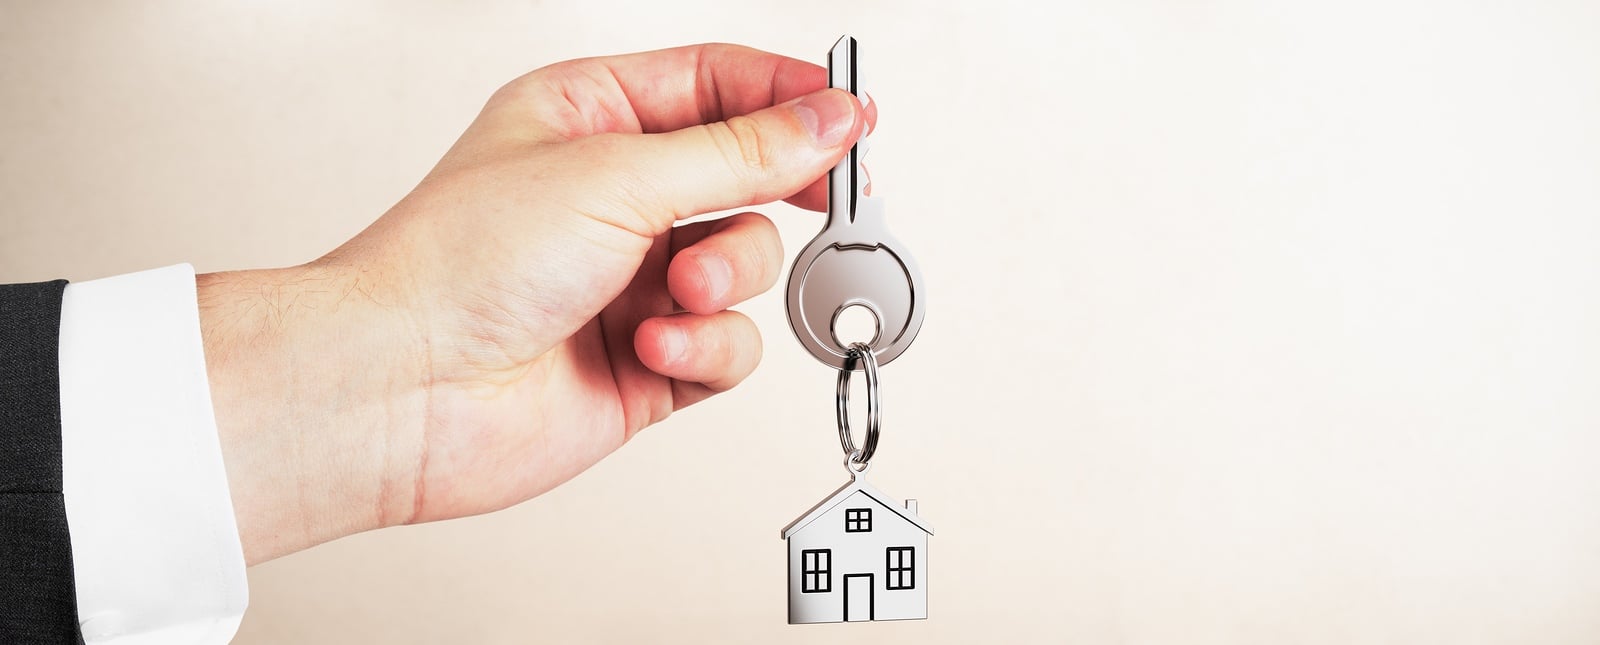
831, 302, 882, 349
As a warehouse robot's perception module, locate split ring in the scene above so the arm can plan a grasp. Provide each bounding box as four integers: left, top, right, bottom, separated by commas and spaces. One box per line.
835, 342, 881, 465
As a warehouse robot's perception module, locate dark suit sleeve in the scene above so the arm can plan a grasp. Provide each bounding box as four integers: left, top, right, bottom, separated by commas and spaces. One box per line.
1, 280, 86, 644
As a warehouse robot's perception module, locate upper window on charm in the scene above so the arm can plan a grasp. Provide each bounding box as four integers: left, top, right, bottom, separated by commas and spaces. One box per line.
846, 508, 872, 533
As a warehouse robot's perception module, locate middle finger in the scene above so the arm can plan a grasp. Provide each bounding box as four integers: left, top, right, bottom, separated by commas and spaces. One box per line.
667, 211, 783, 315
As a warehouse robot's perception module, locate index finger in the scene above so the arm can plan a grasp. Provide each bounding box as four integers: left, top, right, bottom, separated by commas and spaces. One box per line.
511, 43, 825, 139
588, 44, 876, 140
608, 43, 829, 134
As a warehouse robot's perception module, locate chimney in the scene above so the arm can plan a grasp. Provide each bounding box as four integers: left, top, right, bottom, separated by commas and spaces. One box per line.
905, 499, 918, 515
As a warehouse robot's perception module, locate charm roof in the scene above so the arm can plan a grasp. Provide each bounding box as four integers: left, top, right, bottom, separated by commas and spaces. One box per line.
780, 473, 934, 539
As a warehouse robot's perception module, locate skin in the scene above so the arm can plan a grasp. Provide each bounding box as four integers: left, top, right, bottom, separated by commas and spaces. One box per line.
196, 43, 877, 565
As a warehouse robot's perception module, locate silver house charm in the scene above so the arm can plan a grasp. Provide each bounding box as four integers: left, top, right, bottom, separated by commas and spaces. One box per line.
782, 463, 933, 623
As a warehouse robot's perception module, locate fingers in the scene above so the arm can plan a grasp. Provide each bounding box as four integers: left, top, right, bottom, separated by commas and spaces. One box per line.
598, 44, 828, 134
634, 311, 762, 393
506, 44, 824, 141
668, 212, 782, 315
506, 43, 877, 143
582, 87, 865, 235
586, 43, 877, 138
486, 43, 879, 227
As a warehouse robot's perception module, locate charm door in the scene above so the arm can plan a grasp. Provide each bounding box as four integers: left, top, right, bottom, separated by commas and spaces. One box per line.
843, 574, 874, 621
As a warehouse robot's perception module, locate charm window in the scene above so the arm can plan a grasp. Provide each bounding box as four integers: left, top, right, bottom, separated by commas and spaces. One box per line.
801, 549, 832, 593
886, 547, 915, 590
845, 508, 872, 533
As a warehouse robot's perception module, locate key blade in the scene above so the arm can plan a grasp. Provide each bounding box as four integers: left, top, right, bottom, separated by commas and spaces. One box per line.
829, 35, 857, 95
827, 35, 868, 227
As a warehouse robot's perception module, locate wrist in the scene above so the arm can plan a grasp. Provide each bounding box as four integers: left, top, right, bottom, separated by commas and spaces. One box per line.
197, 262, 428, 564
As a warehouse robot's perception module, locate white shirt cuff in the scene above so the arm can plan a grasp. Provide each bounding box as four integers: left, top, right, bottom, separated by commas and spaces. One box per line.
58, 264, 248, 645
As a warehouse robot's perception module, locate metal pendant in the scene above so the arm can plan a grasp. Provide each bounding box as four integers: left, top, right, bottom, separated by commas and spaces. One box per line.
782, 460, 933, 624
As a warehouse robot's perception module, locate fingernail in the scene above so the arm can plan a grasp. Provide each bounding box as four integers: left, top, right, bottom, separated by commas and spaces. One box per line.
698, 252, 733, 304
660, 324, 688, 365
793, 89, 856, 148
862, 92, 876, 136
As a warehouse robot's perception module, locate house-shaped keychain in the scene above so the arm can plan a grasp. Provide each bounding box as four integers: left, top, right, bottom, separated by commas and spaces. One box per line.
782, 470, 934, 623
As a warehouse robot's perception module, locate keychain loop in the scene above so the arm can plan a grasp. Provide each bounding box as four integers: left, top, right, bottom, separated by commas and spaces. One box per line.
836, 342, 881, 465
844, 450, 872, 476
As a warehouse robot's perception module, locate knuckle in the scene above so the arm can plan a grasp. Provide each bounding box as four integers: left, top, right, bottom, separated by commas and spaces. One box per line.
486, 66, 559, 114
712, 115, 773, 173
730, 313, 762, 372
704, 313, 761, 393
737, 226, 777, 288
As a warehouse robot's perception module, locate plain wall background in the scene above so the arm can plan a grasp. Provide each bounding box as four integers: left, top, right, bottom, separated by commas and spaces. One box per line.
4, 1, 1600, 642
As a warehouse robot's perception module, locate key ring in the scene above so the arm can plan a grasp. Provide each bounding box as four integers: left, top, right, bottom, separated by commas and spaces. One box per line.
835, 342, 881, 465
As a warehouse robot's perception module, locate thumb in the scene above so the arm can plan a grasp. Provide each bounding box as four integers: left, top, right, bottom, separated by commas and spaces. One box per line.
596, 88, 865, 233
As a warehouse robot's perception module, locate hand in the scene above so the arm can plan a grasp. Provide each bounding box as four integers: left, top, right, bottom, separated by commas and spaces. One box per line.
196, 44, 874, 564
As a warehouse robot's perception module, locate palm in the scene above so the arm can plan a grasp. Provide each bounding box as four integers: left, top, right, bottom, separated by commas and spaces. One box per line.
412, 227, 700, 523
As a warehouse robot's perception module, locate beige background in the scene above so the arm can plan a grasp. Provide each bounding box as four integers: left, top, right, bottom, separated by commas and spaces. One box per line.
4, 1, 1600, 643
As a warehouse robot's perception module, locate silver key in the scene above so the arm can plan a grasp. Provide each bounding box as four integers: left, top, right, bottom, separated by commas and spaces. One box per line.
786, 35, 927, 370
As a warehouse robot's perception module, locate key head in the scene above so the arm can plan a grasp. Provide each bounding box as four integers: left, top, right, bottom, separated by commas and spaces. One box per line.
786, 205, 926, 369
786, 35, 926, 369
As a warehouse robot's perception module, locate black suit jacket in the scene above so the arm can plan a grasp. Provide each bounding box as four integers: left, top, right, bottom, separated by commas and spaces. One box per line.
1, 280, 86, 644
